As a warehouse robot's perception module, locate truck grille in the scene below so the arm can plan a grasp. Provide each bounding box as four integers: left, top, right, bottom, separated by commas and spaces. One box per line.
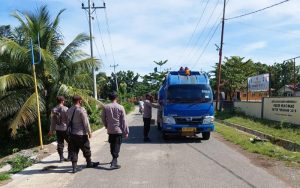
174, 117, 203, 125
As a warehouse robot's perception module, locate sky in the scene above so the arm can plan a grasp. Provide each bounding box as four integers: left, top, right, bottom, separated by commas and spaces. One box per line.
1, 0, 300, 76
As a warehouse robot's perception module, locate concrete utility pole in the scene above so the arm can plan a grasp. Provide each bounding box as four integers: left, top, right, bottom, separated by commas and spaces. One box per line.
82, 0, 106, 99
216, 0, 226, 111
110, 64, 119, 92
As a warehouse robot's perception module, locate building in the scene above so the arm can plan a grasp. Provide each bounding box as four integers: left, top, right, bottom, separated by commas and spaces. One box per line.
277, 83, 300, 96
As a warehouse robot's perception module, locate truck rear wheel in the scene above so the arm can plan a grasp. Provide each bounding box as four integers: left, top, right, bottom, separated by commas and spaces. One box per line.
202, 132, 210, 140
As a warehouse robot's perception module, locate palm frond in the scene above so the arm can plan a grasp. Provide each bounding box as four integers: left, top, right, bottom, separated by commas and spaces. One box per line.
57, 84, 103, 109
0, 38, 30, 64
0, 90, 32, 119
9, 92, 45, 136
0, 73, 35, 92
58, 33, 90, 62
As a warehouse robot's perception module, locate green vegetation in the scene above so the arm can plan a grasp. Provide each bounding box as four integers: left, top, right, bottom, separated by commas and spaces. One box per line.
216, 111, 300, 144
210, 56, 300, 100
0, 6, 104, 159
122, 102, 135, 114
215, 122, 300, 166
7, 155, 34, 174
0, 155, 35, 182
0, 173, 11, 181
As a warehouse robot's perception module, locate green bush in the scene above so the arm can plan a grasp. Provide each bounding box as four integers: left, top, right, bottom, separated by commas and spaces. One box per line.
0, 173, 10, 181
122, 102, 135, 114
7, 155, 34, 174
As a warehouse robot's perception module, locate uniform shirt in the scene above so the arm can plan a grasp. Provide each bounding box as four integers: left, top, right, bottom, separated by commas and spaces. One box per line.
67, 105, 91, 136
143, 100, 159, 119
50, 105, 68, 132
101, 102, 129, 135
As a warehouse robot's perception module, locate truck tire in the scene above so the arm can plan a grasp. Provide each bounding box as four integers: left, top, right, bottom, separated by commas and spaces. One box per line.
202, 132, 210, 140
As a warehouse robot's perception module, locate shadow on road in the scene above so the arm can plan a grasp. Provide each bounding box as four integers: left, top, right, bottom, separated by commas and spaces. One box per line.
123, 124, 204, 145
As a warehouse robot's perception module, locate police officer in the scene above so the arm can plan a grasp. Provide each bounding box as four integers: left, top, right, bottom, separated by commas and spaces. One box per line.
101, 92, 129, 169
143, 94, 159, 142
48, 96, 71, 162
67, 95, 99, 173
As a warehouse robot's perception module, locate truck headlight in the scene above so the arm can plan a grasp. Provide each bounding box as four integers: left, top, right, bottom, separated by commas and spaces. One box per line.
203, 116, 214, 124
163, 116, 176, 124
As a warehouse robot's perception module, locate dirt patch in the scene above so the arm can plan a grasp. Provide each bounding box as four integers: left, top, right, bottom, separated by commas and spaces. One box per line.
213, 132, 300, 188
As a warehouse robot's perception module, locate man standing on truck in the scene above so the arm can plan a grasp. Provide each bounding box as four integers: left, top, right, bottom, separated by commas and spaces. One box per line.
143, 94, 159, 142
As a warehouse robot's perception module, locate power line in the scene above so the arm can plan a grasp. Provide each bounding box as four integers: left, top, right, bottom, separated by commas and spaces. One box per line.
191, 22, 221, 69
95, 10, 108, 58
177, 0, 210, 65
183, 0, 221, 65
103, 2, 117, 69
226, 0, 290, 21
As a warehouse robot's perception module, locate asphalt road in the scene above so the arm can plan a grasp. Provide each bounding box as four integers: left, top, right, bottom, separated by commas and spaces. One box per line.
65, 108, 290, 188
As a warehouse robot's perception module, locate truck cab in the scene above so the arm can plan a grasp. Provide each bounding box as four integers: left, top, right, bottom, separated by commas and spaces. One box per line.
158, 69, 214, 140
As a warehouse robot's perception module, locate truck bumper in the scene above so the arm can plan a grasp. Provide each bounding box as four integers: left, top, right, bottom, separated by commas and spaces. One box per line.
162, 123, 214, 134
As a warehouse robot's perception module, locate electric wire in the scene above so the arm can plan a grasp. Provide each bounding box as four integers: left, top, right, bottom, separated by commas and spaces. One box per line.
225, 0, 290, 21
191, 22, 221, 69
183, 0, 221, 65
177, 0, 210, 65
95, 10, 108, 58
103, 2, 117, 68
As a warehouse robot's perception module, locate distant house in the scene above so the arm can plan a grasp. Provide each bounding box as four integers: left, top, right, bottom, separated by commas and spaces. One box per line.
277, 83, 300, 96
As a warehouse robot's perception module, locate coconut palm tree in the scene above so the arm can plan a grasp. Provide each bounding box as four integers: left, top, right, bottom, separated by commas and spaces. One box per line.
0, 6, 102, 136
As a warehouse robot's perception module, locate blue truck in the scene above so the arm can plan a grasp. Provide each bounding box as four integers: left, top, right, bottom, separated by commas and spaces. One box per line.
157, 70, 214, 140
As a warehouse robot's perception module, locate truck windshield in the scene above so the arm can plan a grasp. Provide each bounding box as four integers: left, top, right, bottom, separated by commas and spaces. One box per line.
167, 84, 212, 103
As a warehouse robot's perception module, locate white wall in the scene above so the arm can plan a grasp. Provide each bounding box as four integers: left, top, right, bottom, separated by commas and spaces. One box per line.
263, 97, 300, 125
234, 101, 262, 118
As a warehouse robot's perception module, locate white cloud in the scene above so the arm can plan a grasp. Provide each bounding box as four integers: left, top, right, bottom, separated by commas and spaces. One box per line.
243, 41, 267, 53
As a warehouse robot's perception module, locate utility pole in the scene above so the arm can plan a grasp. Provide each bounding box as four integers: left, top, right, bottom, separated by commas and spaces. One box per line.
216, 0, 226, 111
110, 64, 119, 92
82, 0, 106, 99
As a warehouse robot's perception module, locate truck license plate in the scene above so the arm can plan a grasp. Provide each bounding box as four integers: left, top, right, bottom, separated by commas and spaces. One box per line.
182, 127, 196, 132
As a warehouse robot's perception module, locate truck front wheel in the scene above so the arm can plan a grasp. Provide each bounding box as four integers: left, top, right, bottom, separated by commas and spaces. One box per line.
202, 132, 210, 140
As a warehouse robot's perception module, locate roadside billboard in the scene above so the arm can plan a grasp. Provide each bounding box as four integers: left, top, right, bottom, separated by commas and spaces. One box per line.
263, 97, 300, 125
248, 74, 269, 92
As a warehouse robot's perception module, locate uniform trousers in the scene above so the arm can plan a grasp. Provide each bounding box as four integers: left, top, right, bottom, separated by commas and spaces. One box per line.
108, 134, 122, 159
56, 130, 71, 157
143, 118, 151, 138
69, 134, 91, 163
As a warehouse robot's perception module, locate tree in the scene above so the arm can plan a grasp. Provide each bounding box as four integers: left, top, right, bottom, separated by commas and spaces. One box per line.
211, 56, 270, 101
0, 6, 101, 136
154, 60, 168, 72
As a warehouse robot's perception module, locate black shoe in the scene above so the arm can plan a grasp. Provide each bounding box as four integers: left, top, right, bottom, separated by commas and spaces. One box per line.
86, 162, 100, 168
110, 164, 121, 169
72, 162, 77, 173
59, 157, 65, 163
144, 137, 151, 142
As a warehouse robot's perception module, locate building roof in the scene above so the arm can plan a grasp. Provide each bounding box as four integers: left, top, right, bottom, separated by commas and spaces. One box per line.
281, 83, 300, 91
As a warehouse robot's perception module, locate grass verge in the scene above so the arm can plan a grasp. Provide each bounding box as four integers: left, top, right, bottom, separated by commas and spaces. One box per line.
216, 111, 300, 145
0, 155, 34, 182
215, 122, 300, 166
0, 173, 11, 181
